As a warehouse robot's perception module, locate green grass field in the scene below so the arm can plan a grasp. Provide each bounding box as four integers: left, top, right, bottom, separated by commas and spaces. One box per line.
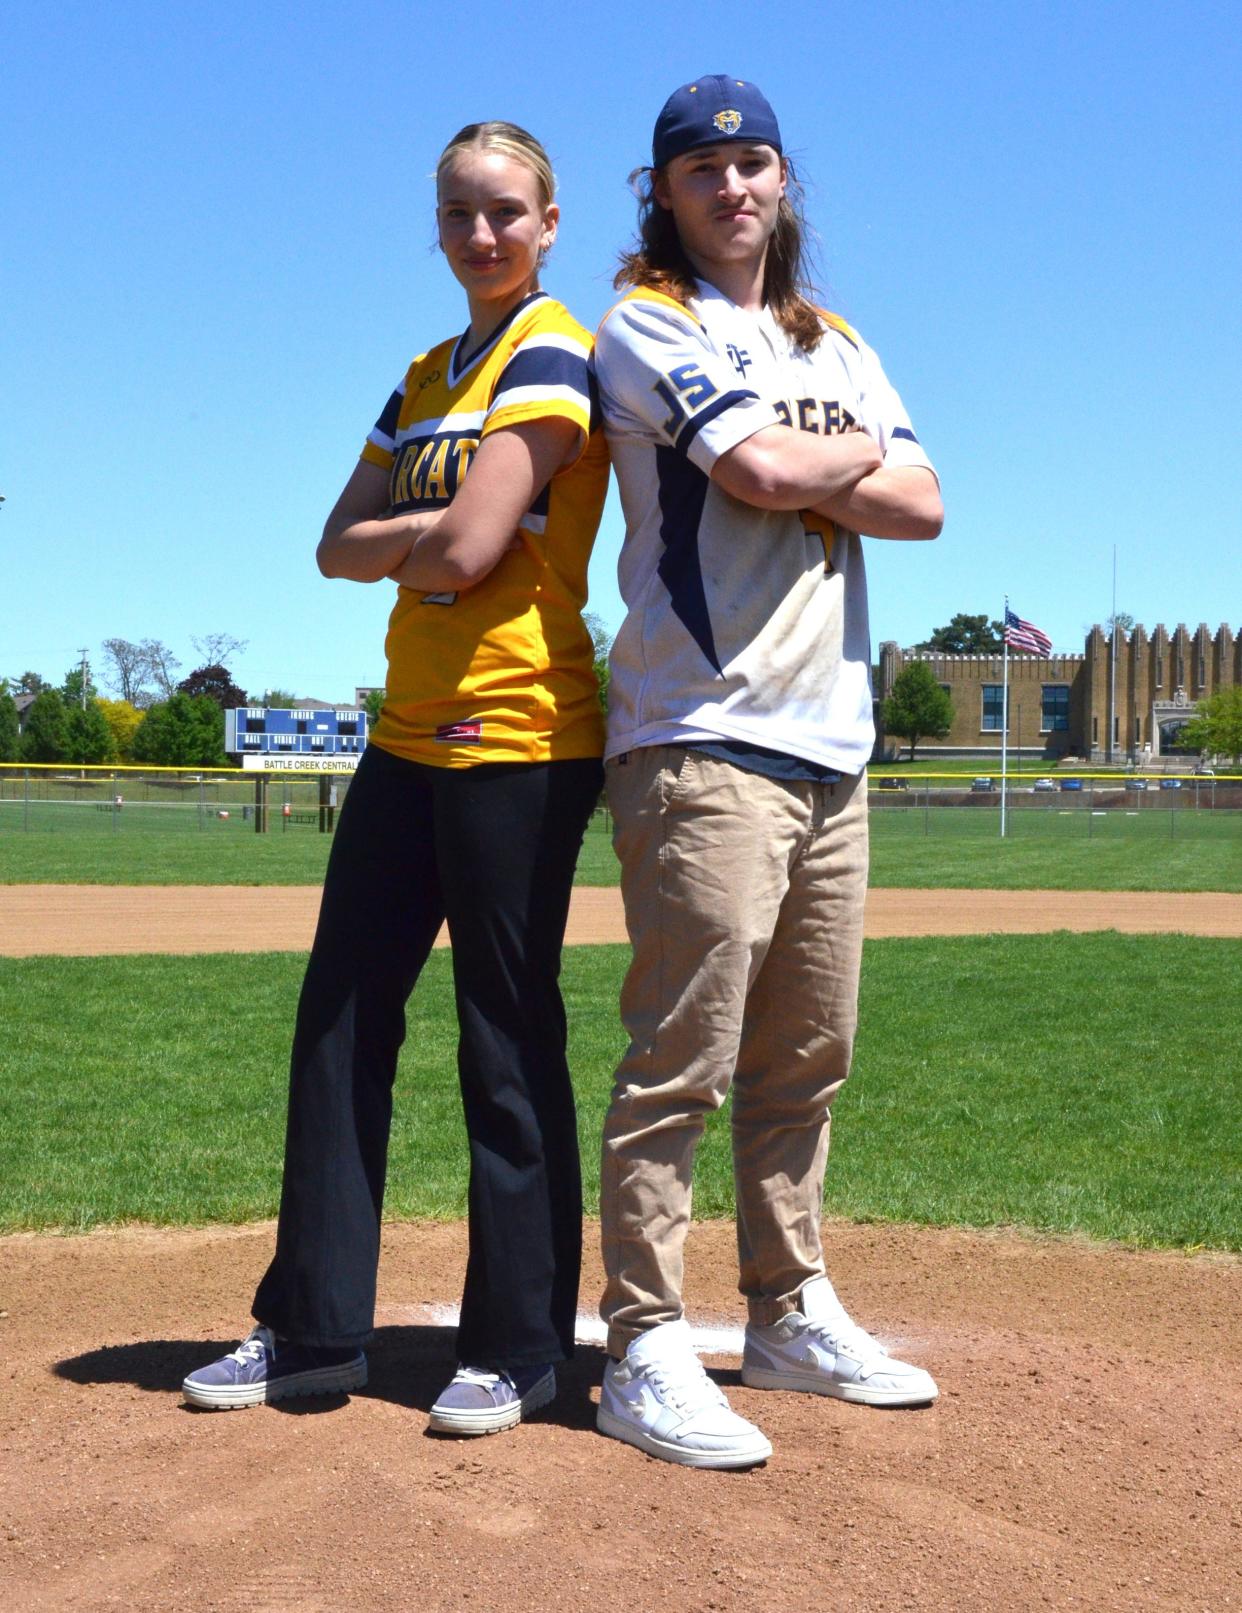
869, 804, 1242, 890
3, 934, 1238, 1249
4, 803, 1239, 889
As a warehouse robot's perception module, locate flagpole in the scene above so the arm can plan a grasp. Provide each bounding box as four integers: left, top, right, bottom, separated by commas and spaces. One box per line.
1110, 544, 1118, 764
1001, 596, 1009, 838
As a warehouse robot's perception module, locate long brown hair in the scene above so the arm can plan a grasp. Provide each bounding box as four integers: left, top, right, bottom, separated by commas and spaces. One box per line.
614, 158, 825, 352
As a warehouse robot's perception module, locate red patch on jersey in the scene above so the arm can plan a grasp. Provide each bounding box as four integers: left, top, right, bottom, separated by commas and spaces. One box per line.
435, 720, 483, 744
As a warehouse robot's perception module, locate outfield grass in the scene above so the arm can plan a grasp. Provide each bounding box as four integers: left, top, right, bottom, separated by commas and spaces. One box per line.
0, 810, 618, 887
3, 934, 1237, 1249
869, 806, 1242, 891
0, 823, 335, 886
3, 805, 1240, 889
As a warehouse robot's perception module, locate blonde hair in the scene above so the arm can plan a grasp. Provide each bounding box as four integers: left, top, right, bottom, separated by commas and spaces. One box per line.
435, 121, 556, 210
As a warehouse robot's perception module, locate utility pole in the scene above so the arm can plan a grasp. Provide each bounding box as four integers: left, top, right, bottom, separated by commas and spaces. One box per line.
77, 648, 90, 709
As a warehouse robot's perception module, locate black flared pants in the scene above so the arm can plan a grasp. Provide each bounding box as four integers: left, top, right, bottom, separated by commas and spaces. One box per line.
251, 742, 602, 1367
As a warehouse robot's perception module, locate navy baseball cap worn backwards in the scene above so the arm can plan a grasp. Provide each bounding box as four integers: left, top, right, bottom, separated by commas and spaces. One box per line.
652, 75, 782, 168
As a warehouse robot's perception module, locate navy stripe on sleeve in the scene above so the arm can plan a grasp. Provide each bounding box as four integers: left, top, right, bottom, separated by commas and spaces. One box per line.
372, 386, 403, 442
495, 344, 589, 396
673, 389, 759, 455
891, 426, 919, 443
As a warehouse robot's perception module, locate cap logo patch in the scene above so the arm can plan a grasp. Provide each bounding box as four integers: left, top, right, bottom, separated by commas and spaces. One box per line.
713, 109, 743, 135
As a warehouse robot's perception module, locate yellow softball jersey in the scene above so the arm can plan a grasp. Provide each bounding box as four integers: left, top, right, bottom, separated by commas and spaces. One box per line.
361, 292, 609, 766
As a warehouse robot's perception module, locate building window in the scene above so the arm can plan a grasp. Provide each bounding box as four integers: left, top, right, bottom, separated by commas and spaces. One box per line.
1040, 685, 1069, 732
981, 685, 1006, 731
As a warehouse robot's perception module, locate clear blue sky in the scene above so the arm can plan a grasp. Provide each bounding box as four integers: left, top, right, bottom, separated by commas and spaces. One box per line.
4, 0, 1239, 703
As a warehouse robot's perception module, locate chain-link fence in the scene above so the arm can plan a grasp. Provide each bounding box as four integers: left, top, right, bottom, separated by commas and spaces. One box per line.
0, 764, 355, 836
3, 763, 1239, 848
869, 772, 1241, 840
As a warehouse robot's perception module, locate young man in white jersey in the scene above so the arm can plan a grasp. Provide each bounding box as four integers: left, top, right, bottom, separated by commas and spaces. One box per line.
592, 75, 944, 1468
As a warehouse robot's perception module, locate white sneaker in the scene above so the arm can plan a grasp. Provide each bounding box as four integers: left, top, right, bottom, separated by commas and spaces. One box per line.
597, 1319, 772, 1470
742, 1276, 938, 1407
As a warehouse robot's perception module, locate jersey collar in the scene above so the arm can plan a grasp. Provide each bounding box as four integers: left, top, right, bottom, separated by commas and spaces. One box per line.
448, 291, 548, 388
691, 277, 784, 348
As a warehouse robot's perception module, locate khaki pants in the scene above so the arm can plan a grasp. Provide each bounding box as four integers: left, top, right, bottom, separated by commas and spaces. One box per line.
600, 746, 869, 1358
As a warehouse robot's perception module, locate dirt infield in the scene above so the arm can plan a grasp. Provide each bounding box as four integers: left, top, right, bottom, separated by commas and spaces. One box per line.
4, 882, 1242, 955
3, 891, 1240, 1610
2, 1220, 1238, 1612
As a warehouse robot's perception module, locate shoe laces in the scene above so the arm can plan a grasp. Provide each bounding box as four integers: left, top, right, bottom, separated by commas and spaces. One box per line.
641, 1355, 726, 1416
226, 1327, 273, 1366
451, 1365, 507, 1389
802, 1317, 887, 1362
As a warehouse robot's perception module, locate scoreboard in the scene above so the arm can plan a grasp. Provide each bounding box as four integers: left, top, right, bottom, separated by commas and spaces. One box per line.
225, 706, 368, 773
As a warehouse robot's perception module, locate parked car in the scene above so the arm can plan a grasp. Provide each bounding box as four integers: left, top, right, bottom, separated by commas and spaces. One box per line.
877, 777, 908, 790
1032, 777, 1057, 792
970, 776, 994, 792
1159, 778, 1182, 790
1126, 779, 1148, 791
1060, 778, 1083, 791
1194, 766, 1215, 777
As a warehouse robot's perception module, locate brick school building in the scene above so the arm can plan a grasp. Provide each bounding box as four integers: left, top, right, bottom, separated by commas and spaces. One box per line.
875, 621, 1239, 764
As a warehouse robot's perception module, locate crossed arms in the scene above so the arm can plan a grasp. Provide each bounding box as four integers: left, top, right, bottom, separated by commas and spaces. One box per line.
316, 417, 580, 592
712, 426, 943, 542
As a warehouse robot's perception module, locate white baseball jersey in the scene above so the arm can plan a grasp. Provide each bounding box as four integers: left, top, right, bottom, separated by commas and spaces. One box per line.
594, 280, 936, 774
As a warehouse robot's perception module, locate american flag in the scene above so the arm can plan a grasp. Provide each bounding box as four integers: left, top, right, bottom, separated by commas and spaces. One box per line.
1004, 607, 1052, 657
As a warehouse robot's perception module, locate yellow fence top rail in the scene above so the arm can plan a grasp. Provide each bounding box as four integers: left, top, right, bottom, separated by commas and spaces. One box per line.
4, 762, 1240, 781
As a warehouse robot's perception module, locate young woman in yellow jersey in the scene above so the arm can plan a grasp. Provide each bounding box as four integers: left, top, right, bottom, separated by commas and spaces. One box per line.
183, 123, 609, 1434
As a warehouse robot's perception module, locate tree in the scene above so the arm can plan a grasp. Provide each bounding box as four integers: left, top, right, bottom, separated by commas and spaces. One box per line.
101, 638, 154, 706
191, 633, 248, 667
584, 611, 613, 713
64, 702, 115, 764
882, 661, 954, 762
18, 688, 70, 762
97, 698, 143, 762
0, 689, 18, 761
131, 694, 227, 767
914, 613, 1004, 654
1178, 686, 1242, 764
143, 639, 182, 700
100, 638, 182, 705
259, 688, 299, 708
1105, 612, 1135, 640
10, 670, 49, 696
362, 688, 386, 723
178, 663, 248, 710
61, 663, 99, 708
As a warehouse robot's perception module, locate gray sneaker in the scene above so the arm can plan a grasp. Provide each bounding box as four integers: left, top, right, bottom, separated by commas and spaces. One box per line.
182, 1326, 367, 1410
427, 1363, 556, 1436
742, 1277, 938, 1407
597, 1320, 772, 1469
